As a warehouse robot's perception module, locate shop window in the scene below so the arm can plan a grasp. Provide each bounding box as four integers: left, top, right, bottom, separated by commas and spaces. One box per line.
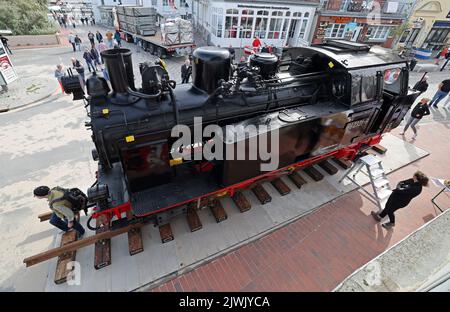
299, 19, 308, 39
225, 15, 238, 38
226, 9, 238, 15
211, 8, 223, 38
268, 17, 283, 39
239, 16, 254, 38
281, 19, 289, 39
325, 23, 346, 39
255, 16, 268, 39
367, 25, 392, 41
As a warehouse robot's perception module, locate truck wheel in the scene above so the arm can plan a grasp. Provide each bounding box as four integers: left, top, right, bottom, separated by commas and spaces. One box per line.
148, 44, 155, 55
157, 47, 164, 58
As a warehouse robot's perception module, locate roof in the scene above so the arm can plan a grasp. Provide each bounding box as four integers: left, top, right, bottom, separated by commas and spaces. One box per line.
224, 0, 320, 6
308, 40, 407, 70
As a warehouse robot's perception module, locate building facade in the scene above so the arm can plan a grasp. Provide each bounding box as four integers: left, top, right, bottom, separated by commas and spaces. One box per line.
313, 0, 413, 48
192, 0, 321, 48
397, 0, 450, 56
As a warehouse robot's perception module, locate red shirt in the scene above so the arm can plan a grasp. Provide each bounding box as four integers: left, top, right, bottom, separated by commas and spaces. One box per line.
440, 47, 448, 57
252, 38, 262, 48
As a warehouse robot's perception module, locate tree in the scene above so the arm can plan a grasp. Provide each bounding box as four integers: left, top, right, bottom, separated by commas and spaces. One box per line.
0, 0, 57, 35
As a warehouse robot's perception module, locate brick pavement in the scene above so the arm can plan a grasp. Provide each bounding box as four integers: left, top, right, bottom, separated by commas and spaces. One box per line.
149, 121, 450, 292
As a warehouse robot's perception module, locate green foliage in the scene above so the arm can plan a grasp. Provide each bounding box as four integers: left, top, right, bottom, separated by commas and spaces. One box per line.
0, 0, 57, 35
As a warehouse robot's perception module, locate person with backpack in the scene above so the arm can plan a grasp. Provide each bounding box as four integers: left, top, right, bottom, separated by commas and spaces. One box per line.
33, 186, 86, 237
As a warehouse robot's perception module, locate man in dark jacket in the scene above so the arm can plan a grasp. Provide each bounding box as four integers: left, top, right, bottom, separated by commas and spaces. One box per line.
87, 31, 95, 45
181, 59, 191, 83
372, 171, 429, 229
96, 31, 103, 43
0, 35, 12, 54
412, 75, 429, 95
399, 98, 430, 139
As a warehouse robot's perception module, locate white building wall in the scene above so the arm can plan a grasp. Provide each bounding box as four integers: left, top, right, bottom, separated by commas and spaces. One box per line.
192, 0, 317, 48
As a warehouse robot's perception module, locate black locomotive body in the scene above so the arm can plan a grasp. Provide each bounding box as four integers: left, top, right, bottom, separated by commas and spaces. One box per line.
74, 40, 419, 227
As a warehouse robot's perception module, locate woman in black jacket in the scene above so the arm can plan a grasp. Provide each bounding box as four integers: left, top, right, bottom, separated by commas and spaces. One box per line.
372, 171, 429, 229
399, 98, 430, 139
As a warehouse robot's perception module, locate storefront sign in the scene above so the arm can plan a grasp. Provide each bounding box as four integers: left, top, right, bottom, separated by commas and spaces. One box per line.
237, 4, 289, 10
331, 17, 352, 24
0, 41, 18, 85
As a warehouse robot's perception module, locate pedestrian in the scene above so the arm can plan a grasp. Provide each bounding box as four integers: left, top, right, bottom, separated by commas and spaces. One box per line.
33, 186, 86, 237
440, 51, 450, 72
252, 36, 262, 52
227, 44, 235, 62
371, 171, 429, 229
57, 16, 63, 27
181, 58, 191, 83
71, 57, 86, 90
97, 41, 108, 63
83, 48, 96, 73
74, 35, 82, 51
91, 15, 96, 26
96, 30, 103, 44
114, 30, 122, 47
87, 31, 95, 45
99, 63, 109, 81
68, 32, 76, 52
399, 98, 430, 139
412, 75, 429, 95
105, 30, 114, 49
428, 78, 450, 108
434, 46, 448, 65
0, 35, 12, 54
81, 16, 85, 26
54, 64, 66, 93
90, 44, 101, 69
62, 16, 67, 28
71, 16, 76, 28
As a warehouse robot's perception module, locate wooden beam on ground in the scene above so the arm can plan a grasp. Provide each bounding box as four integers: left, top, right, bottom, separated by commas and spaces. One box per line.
303, 166, 324, 181
252, 184, 271, 204
318, 159, 339, 175
210, 199, 227, 223
332, 157, 353, 169
371, 144, 387, 155
126, 211, 143, 256
24, 223, 145, 267
94, 219, 111, 270
38, 211, 53, 222
159, 223, 174, 243
271, 178, 291, 195
186, 204, 202, 232
364, 149, 378, 157
54, 230, 77, 284
288, 171, 307, 189
232, 191, 252, 212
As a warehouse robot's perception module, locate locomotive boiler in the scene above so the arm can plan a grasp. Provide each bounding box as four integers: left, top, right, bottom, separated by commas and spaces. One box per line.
66, 40, 419, 229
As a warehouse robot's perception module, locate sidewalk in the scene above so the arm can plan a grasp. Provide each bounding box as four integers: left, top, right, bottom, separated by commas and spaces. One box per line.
0, 76, 59, 113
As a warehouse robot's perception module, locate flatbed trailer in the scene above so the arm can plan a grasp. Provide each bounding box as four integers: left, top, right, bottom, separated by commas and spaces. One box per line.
120, 28, 196, 58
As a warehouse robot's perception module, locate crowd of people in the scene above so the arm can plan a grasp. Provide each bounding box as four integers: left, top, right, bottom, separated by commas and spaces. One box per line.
55, 29, 124, 93
53, 12, 96, 29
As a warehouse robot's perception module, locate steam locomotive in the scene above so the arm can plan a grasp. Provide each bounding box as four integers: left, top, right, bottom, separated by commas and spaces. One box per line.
63, 40, 419, 229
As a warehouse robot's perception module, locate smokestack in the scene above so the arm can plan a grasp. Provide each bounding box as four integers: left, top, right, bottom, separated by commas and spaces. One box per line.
101, 48, 135, 93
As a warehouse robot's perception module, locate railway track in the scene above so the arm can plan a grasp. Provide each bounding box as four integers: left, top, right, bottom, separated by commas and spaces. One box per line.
25, 145, 387, 285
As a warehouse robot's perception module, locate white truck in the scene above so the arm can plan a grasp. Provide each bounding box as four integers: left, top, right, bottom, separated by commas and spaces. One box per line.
116, 6, 195, 58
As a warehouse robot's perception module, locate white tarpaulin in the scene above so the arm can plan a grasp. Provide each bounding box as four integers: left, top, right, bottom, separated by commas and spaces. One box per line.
385, 1, 399, 14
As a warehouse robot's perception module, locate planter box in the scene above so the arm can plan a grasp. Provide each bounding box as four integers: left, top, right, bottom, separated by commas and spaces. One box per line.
8, 34, 60, 48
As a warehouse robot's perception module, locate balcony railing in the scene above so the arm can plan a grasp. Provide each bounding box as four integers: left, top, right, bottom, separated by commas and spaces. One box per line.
319, 0, 410, 19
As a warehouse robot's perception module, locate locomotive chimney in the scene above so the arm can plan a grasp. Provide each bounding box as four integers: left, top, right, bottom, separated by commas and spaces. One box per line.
101, 48, 136, 93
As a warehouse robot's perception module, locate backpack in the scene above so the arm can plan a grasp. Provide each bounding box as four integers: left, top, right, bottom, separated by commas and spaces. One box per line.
50, 186, 88, 215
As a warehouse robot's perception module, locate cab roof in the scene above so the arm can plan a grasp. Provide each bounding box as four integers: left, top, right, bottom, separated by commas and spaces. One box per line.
308, 40, 407, 70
